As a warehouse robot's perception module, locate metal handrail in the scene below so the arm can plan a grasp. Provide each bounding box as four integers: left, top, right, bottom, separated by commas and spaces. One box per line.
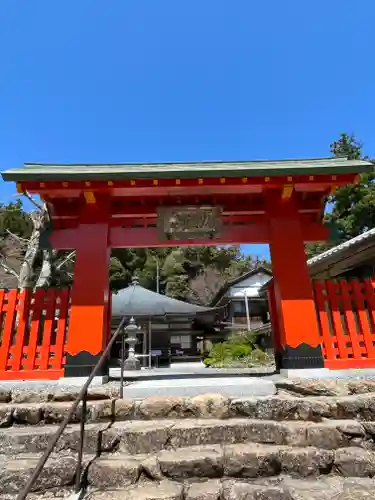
18, 316, 127, 500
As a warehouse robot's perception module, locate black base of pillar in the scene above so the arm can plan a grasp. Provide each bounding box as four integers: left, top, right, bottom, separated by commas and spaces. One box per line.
276, 344, 324, 370
64, 351, 109, 378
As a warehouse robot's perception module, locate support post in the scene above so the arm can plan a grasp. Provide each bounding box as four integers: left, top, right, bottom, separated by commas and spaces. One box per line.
64, 199, 111, 379
266, 191, 325, 375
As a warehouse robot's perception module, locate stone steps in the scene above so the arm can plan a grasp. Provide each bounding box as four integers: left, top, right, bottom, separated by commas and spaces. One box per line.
2, 392, 375, 427
3, 388, 375, 498
3, 442, 375, 495
1, 418, 374, 456
82, 477, 375, 500
85, 443, 375, 485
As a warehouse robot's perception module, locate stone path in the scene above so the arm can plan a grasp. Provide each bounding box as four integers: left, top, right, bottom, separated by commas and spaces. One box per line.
121, 376, 276, 398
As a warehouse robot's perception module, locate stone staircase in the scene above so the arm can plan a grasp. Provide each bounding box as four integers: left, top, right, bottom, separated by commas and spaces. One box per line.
2, 382, 375, 499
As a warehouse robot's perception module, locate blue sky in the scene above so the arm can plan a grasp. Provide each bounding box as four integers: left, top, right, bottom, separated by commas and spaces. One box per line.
1, 1, 374, 260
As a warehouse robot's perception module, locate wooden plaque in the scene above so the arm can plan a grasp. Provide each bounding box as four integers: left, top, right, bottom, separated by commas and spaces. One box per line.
157, 206, 222, 241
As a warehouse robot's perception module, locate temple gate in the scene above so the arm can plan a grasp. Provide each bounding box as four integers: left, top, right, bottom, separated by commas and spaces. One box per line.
2, 157, 372, 378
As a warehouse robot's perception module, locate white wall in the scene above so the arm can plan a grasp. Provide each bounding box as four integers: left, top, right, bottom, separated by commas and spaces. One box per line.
228, 272, 271, 298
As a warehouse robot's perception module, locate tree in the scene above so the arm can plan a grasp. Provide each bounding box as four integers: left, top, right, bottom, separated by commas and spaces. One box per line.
306, 133, 374, 258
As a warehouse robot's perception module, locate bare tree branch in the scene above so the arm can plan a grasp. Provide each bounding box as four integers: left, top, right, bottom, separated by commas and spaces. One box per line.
21, 191, 44, 211
0, 256, 20, 279
5, 229, 30, 244
56, 250, 76, 270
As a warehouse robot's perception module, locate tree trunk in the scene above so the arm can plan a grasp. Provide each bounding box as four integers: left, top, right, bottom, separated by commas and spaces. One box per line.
19, 208, 48, 290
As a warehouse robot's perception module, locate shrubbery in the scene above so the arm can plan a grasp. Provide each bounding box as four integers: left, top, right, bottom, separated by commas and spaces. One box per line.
203, 332, 272, 368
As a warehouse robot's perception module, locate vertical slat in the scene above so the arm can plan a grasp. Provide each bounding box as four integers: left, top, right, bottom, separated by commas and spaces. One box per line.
339, 280, 362, 359
53, 289, 69, 370
363, 279, 375, 329
39, 289, 56, 370
11, 289, 32, 371
0, 290, 18, 370
24, 289, 45, 371
351, 279, 375, 358
0, 289, 5, 347
326, 280, 348, 359
313, 281, 336, 360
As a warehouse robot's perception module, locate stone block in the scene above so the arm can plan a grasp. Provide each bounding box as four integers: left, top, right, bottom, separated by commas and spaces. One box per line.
135, 396, 187, 419
279, 446, 334, 477
186, 480, 222, 500
334, 447, 375, 477
13, 404, 43, 425
87, 456, 140, 487
223, 443, 280, 478
158, 445, 223, 479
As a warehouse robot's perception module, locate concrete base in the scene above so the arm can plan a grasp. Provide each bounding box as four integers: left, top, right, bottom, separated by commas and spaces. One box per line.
58, 376, 109, 386
123, 357, 141, 371
280, 368, 331, 379
121, 376, 276, 399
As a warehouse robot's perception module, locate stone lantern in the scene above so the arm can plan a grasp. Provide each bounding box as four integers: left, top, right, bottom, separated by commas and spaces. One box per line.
123, 317, 141, 371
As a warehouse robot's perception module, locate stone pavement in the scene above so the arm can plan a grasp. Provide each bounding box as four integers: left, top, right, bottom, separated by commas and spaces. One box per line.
121, 376, 276, 398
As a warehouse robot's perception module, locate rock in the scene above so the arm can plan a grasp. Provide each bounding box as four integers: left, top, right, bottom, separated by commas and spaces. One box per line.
53, 387, 113, 402
13, 404, 43, 425
43, 402, 81, 424
226, 419, 287, 446
106, 421, 173, 454
139, 455, 163, 481
279, 446, 334, 477
279, 476, 375, 500
222, 480, 287, 500
186, 480, 222, 500
170, 419, 228, 448
158, 445, 223, 479
88, 480, 183, 500
231, 396, 333, 422
0, 425, 53, 454
276, 379, 350, 397
0, 454, 78, 493
334, 447, 375, 477
135, 396, 187, 419
11, 389, 52, 404
304, 422, 346, 449
0, 388, 11, 403
0, 404, 13, 427
87, 456, 140, 487
86, 400, 114, 422
187, 394, 230, 419
348, 380, 375, 395
114, 398, 134, 420
223, 443, 280, 478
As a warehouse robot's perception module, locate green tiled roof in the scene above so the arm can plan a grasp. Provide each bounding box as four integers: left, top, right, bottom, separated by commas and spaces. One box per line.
2, 157, 373, 182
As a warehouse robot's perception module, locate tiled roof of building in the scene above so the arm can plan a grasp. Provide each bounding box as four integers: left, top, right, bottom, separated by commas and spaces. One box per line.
2, 157, 372, 182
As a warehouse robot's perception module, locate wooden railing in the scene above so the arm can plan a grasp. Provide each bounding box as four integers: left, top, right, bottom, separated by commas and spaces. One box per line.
0, 288, 70, 380
313, 279, 375, 369
1, 279, 375, 380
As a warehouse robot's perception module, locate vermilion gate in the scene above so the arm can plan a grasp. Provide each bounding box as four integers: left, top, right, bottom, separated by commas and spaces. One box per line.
1, 156, 372, 377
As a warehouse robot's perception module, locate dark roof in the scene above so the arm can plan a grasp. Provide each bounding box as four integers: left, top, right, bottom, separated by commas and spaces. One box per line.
2, 157, 372, 182
210, 266, 273, 306
307, 228, 375, 278
258, 228, 375, 291
111, 283, 213, 317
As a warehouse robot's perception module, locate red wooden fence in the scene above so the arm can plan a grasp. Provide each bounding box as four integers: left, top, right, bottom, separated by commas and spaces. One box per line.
313, 279, 375, 369
0, 288, 70, 380
1, 279, 375, 380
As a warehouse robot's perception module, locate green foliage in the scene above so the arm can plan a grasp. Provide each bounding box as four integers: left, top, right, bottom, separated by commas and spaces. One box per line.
306, 132, 374, 259
203, 331, 266, 368
0, 200, 32, 239
109, 245, 258, 303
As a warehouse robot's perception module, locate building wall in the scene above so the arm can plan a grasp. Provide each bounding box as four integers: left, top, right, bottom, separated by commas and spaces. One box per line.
228, 272, 272, 298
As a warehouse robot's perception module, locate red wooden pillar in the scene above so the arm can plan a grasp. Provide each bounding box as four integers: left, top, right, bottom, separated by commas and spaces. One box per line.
266, 191, 324, 371
64, 198, 111, 378
267, 281, 282, 368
